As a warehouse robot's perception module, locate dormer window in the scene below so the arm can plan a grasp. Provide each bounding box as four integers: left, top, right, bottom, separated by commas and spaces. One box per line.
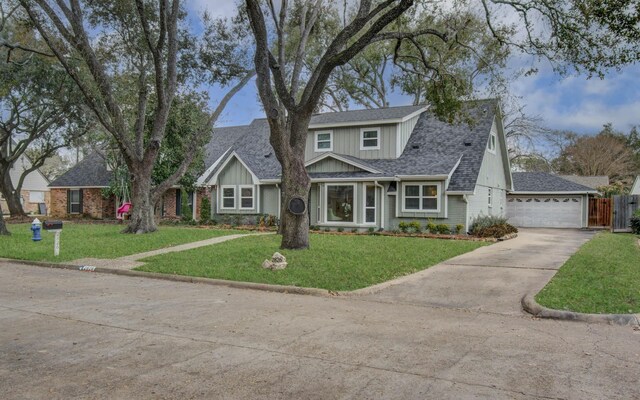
315, 131, 333, 152
360, 127, 380, 150
487, 132, 496, 153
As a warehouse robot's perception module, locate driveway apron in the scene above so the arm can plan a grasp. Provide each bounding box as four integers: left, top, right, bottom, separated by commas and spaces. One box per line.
360, 228, 595, 315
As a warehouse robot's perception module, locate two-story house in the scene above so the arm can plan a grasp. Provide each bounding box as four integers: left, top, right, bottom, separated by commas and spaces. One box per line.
200, 99, 512, 232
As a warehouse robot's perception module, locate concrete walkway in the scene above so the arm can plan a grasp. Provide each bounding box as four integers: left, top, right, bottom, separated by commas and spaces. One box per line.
68, 232, 272, 270
359, 228, 595, 316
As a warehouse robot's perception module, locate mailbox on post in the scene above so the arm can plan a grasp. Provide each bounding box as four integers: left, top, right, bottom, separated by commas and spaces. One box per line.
43, 220, 63, 257
43, 220, 63, 231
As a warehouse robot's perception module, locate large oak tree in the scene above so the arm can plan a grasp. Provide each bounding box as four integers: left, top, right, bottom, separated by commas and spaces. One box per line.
20, 0, 253, 233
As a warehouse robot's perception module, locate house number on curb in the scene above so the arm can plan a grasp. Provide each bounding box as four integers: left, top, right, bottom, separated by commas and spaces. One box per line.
288, 197, 306, 215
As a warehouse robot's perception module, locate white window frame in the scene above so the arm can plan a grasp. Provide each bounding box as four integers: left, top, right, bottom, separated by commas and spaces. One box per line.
220, 185, 236, 210
325, 183, 357, 225
360, 127, 380, 150
487, 132, 497, 153
239, 185, 255, 210
29, 191, 45, 203
363, 184, 376, 225
314, 130, 333, 152
488, 187, 493, 208
401, 182, 440, 213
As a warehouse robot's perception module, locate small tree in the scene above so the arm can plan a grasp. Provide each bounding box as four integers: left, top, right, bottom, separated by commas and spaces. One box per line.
180, 189, 192, 222
200, 196, 211, 223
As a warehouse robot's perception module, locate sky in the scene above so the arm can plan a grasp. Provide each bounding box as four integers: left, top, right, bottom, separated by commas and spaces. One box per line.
187, 0, 640, 136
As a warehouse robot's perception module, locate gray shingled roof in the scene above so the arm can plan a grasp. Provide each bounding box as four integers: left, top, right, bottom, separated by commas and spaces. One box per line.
512, 172, 596, 193
49, 153, 112, 187
309, 105, 425, 126
557, 175, 609, 189
206, 100, 501, 185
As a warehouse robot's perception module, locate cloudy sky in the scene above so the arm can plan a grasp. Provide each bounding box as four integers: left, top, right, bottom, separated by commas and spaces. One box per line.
187, 0, 640, 136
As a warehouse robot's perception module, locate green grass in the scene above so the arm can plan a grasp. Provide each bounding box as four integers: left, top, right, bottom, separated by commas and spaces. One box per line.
136, 234, 487, 291
536, 232, 640, 314
0, 223, 241, 262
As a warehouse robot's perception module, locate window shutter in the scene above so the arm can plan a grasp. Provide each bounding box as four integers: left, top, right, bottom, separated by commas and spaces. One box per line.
67, 190, 71, 214
79, 189, 84, 214
175, 190, 181, 216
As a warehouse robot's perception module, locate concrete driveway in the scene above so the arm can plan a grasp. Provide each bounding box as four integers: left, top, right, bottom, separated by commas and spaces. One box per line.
2, 229, 639, 399
360, 228, 595, 315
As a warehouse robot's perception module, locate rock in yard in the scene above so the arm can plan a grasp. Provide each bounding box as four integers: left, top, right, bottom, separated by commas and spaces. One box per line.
262, 252, 288, 270
272, 252, 286, 263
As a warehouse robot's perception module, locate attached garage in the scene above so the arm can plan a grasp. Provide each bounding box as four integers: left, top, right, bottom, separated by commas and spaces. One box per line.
507, 173, 596, 229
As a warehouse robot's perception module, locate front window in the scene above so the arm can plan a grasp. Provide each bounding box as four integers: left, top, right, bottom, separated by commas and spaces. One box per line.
240, 186, 254, 209
361, 128, 380, 150
315, 131, 333, 151
221, 186, 235, 209
326, 185, 354, 222
365, 185, 376, 223
29, 191, 45, 203
69, 190, 81, 214
404, 184, 439, 211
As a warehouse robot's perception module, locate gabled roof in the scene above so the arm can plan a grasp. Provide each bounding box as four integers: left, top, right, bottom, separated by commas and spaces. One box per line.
308, 105, 427, 128
305, 153, 382, 174
49, 153, 112, 188
204, 99, 503, 186
557, 175, 609, 189
511, 172, 597, 193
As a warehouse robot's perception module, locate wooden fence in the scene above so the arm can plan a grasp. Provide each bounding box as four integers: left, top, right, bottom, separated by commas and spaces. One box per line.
588, 198, 612, 227
612, 195, 640, 232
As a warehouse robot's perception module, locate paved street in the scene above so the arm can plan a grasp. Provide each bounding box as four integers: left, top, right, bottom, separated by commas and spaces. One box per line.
1, 229, 639, 399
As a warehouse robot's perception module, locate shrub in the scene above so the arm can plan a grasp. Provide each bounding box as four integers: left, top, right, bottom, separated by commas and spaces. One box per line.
368, 227, 375, 234
399, 221, 421, 233
351, 228, 358, 233
324, 227, 331, 232
455, 224, 464, 234
398, 221, 409, 233
426, 220, 437, 234
631, 211, 640, 234
180, 189, 193, 222
200, 196, 211, 223
309, 225, 319, 231
469, 214, 517, 238
436, 224, 450, 234
337, 227, 344, 232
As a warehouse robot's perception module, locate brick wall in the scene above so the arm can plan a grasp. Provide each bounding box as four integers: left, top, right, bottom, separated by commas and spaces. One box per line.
162, 189, 178, 219
49, 189, 67, 218
194, 187, 210, 221
102, 193, 117, 219
49, 188, 109, 219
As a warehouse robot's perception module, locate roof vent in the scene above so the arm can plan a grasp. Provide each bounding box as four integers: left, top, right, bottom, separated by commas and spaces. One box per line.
264, 153, 272, 158
412, 145, 420, 149
464, 141, 472, 147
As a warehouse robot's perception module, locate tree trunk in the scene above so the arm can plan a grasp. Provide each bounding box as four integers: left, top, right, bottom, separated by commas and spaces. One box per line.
0, 169, 26, 217
121, 165, 157, 234
0, 201, 10, 236
277, 132, 312, 250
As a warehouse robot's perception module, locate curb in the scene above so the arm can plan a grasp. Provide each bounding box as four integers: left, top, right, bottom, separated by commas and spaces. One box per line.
1, 258, 337, 298
521, 293, 640, 327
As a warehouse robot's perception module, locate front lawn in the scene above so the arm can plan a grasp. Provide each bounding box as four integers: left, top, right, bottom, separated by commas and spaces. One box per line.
0, 223, 241, 262
536, 232, 640, 314
136, 234, 487, 291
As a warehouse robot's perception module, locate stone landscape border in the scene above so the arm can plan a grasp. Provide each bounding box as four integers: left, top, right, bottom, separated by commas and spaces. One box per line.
521, 293, 640, 327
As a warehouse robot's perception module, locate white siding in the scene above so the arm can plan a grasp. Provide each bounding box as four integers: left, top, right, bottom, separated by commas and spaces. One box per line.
9, 155, 49, 191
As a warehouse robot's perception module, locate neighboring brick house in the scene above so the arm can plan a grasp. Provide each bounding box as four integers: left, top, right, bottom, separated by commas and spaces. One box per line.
48, 153, 203, 220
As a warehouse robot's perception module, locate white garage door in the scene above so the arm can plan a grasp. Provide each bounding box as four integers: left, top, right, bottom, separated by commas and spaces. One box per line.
506, 196, 583, 228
